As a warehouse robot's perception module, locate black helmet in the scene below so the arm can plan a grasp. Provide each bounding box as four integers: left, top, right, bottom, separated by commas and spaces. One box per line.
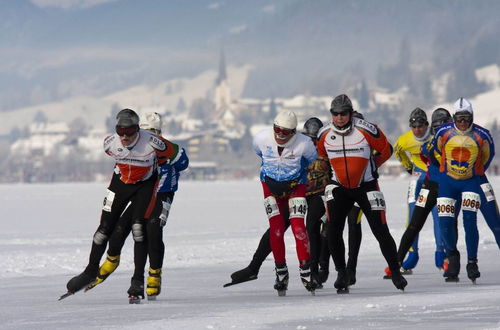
302, 117, 323, 138
431, 108, 452, 134
352, 111, 364, 120
409, 107, 428, 127
330, 94, 354, 114
116, 108, 139, 127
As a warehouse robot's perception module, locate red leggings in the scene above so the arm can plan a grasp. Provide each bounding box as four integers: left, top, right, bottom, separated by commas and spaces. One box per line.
262, 182, 310, 264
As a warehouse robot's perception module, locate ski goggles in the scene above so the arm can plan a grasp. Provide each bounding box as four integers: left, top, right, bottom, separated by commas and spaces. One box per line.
330, 110, 350, 117
116, 125, 139, 137
273, 125, 296, 136
454, 114, 473, 124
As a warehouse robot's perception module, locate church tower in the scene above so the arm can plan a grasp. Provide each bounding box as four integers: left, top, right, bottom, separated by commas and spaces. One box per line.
214, 48, 232, 121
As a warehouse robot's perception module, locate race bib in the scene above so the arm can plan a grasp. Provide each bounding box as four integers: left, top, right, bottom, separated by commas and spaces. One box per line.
102, 189, 115, 212
461, 192, 480, 212
415, 188, 430, 208
367, 191, 386, 211
437, 197, 456, 217
264, 196, 280, 219
481, 183, 496, 202
407, 178, 418, 203
289, 197, 307, 218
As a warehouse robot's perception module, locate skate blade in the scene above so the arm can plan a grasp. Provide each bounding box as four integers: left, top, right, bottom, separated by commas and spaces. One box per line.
58, 292, 74, 301
128, 296, 142, 304
382, 275, 392, 279
277, 290, 286, 297
445, 277, 459, 282
310, 290, 315, 296
223, 276, 257, 288
147, 295, 157, 301
336, 288, 349, 294
400, 269, 413, 275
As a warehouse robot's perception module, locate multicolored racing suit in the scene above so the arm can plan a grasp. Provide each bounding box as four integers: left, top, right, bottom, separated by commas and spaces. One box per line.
89, 134, 188, 293
253, 128, 317, 265
431, 122, 495, 260
81, 129, 173, 278
317, 118, 402, 278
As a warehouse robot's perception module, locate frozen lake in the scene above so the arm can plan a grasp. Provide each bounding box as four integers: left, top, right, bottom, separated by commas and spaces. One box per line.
0, 177, 499, 329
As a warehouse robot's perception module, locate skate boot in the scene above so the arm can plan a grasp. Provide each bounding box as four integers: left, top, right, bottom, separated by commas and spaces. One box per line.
334, 268, 349, 294
435, 250, 446, 270
401, 250, 418, 274
391, 271, 408, 291
86, 254, 120, 291
383, 266, 392, 279
127, 277, 145, 304
146, 267, 162, 300
318, 264, 329, 284
443, 250, 460, 282
466, 259, 480, 283
299, 263, 318, 294
346, 267, 356, 286
274, 263, 289, 297
66, 270, 97, 294
230, 266, 258, 284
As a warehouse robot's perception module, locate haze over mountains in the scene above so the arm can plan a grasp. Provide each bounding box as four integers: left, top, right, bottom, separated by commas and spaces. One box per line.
2, 0, 500, 111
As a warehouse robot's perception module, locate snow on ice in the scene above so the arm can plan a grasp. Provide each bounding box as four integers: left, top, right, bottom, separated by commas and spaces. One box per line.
0, 178, 499, 329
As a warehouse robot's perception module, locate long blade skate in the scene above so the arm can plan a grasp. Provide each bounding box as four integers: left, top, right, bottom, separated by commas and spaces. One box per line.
274, 264, 289, 297
223, 275, 257, 287
58, 291, 74, 301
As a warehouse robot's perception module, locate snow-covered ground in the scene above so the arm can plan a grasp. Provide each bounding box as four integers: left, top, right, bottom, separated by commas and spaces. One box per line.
1, 178, 500, 330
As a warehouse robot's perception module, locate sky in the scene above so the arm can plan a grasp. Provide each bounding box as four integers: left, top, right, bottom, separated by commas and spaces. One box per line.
1, 178, 500, 329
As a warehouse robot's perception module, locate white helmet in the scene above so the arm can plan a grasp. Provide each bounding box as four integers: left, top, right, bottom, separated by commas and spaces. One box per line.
452, 97, 473, 116
140, 112, 162, 134
273, 111, 297, 130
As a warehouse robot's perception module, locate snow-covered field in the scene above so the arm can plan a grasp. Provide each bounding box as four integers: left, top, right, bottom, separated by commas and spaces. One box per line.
1, 177, 500, 330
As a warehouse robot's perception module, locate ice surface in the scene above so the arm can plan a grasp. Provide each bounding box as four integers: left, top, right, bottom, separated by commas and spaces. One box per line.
1, 178, 499, 329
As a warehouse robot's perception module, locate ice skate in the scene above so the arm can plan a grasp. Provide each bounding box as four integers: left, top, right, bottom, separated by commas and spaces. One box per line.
64, 270, 96, 295
299, 263, 317, 295
127, 277, 144, 304
273, 263, 289, 297
85, 254, 120, 291
318, 265, 329, 284
224, 266, 258, 287
466, 259, 480, 284
146, 267, 162, 300
391, 272, 408, 291
435, 250, 446, 270
443, 250, 460, 283
383, 266, 392, 279
334, 269, 349, 294
346, 268, 356, 286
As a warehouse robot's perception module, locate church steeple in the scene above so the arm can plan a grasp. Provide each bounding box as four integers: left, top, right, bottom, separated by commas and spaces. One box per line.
216, 48, 227, 85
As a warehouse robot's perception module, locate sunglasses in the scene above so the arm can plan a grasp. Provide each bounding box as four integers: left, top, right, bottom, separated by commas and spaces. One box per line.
273, 125, 296, 136
116, 125, 138, 137
331, 110, 350, 117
